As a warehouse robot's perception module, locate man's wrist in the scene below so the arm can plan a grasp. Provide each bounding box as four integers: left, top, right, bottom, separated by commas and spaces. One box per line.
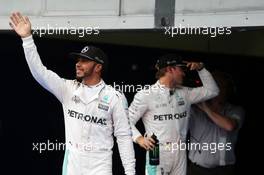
22, 35, 32, 40
22, 35, 34, 48
21, 33, 32, 38
135, 136, 142, 144
198, 62, 205, 71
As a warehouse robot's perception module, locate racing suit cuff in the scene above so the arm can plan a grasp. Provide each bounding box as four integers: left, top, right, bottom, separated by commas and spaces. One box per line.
132, 134, 142, 143
197, 67, 207, 74
22, 35, 34, 48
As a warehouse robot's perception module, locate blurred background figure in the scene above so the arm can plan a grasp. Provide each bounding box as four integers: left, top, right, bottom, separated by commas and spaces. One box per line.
188, 71, 245, 175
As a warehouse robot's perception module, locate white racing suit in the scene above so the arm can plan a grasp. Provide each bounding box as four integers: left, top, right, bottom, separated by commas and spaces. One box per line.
22, 36, 135, 175
129, 69, 219, 175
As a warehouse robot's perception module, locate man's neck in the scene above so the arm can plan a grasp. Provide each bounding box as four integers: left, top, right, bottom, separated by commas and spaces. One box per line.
82, 76, 102, 86
159, 76, 174, 89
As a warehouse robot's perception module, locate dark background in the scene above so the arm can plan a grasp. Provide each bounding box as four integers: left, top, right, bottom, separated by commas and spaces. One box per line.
0, 31, 262, 174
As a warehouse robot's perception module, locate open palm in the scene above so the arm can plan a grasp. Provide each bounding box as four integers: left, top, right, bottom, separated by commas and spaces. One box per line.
10, 12, 31, 38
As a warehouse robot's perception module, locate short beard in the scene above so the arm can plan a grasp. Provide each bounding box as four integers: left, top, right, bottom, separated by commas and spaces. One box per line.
76, 64, 96, 82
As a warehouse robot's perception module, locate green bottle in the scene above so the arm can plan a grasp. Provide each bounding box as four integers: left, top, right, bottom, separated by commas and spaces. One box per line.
149, 134, 159, 165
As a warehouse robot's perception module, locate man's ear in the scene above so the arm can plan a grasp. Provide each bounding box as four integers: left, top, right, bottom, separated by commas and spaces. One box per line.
95, 64, 102, 73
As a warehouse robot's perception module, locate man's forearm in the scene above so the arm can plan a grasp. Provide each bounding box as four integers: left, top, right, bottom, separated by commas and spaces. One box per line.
205, 110, 237, 131
116, 135, 136, 175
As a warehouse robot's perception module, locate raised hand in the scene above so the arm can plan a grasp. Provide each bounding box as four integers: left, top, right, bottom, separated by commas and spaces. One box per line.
183, 61, 204, 71
9, 12, 31, 38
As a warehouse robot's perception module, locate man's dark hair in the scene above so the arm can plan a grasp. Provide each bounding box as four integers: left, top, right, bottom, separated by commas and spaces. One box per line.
155, 67, 167, 79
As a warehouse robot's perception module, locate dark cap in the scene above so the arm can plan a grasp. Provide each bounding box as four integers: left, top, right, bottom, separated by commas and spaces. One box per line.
69, 46, 108, 68
155, 54, 186, 70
